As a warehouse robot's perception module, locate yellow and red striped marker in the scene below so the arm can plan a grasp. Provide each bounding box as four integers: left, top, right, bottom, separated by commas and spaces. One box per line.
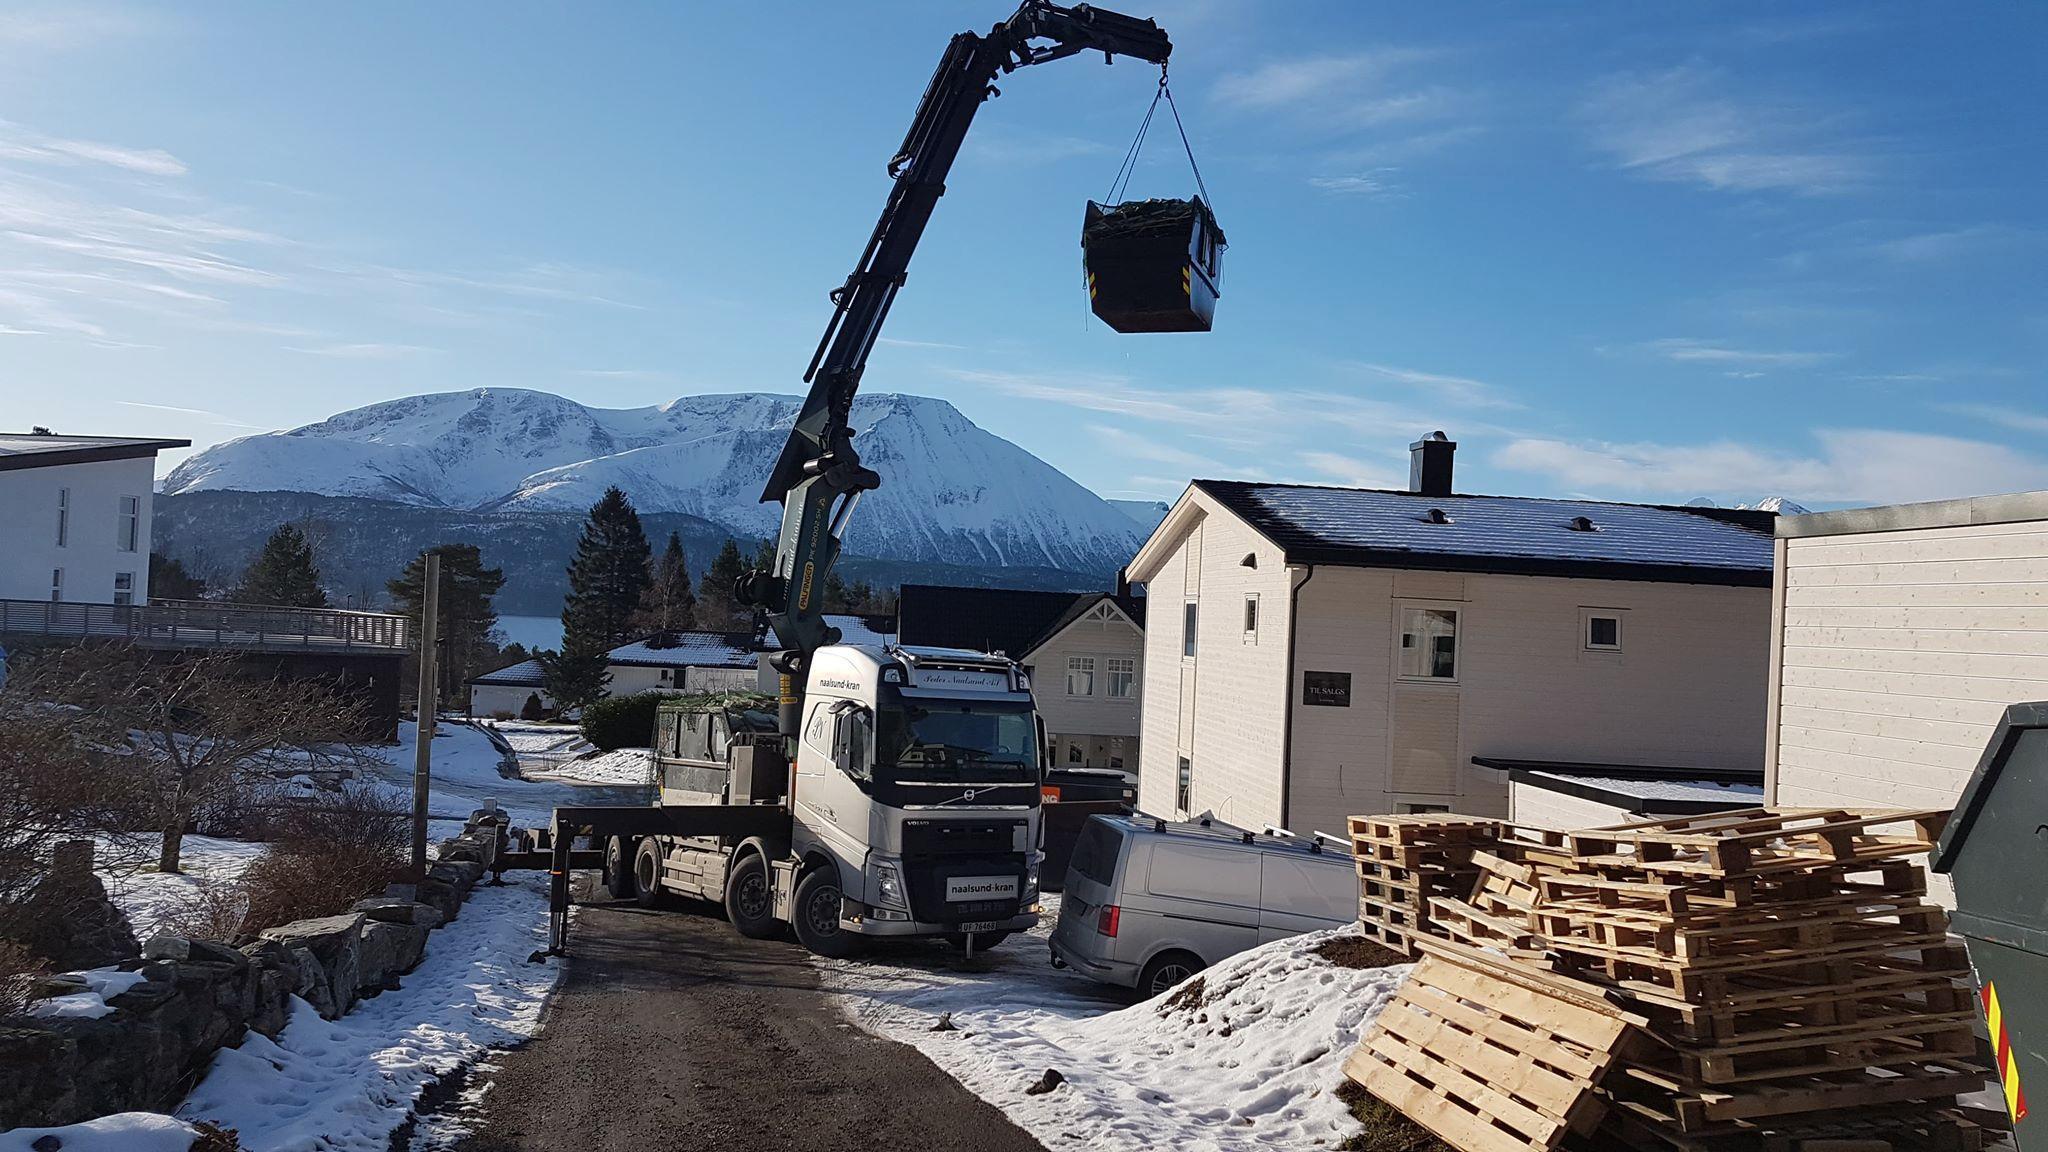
1984, 980, 2029, 1124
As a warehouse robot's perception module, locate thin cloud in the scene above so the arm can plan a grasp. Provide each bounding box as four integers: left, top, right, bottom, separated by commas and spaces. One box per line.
962, 129, 1112, 168
287, 342, 436, 359
1308, 170, 1403, 199
1213, 49, 1467, 136
1864, 225, 2036, 264
0, 120, 187, 176
1633, 337, 1840, 369
1496, 428, 2048, 505
115, 399, 263, 428
573, 368, 674, 382
1938, 403, 2048, 436
876, 336, 966, 351
1345, 360, 1522, 409
1579, 68, 1872, 196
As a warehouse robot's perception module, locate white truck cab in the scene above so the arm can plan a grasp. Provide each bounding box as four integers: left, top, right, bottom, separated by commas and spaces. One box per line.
785, 644, 1045, 953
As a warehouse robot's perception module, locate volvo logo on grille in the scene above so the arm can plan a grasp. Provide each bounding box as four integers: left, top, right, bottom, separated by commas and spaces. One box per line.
961, 789, 977, 802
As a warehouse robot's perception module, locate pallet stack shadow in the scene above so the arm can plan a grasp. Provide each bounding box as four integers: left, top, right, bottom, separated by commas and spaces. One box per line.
1347, 808, 1990, 1152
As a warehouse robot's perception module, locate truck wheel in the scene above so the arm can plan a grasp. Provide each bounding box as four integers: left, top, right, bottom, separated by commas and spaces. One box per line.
725, 852, 778, 939
792, 868, 860, 959
633, 838, 669, 909
603, 836, 637, 900
1138, 950, 1204, 999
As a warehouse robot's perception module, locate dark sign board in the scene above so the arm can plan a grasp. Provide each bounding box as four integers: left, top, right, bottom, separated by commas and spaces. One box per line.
1302, 670, 1352, 707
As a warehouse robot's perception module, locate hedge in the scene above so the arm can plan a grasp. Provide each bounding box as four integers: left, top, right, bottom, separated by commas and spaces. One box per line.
580, 691, 665, 751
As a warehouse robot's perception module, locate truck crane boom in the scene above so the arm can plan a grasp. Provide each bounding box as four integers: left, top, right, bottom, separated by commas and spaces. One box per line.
737, 1, 1173, 737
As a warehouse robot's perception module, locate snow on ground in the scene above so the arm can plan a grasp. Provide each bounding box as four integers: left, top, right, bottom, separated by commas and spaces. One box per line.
98, 835, 269, 941
360, 720, 650, 836
0, 1112, 201, 1152
523, 745, 652, 786
480, 721, 587, 756
174, 871, 563, 1152
26, 967, 148, 1020
824, 907, 1406, 1152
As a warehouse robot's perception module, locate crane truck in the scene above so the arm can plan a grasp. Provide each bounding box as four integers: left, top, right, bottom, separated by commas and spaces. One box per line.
526, 1, 1178, 959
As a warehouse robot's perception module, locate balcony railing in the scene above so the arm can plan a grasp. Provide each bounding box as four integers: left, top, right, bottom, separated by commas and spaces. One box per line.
0, 597, 411, 653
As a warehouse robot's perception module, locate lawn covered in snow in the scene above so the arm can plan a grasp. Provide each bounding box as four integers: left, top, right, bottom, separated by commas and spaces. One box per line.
824, 901, 1406, 1151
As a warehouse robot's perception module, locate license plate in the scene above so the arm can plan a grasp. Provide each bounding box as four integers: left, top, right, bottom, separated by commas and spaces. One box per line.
957, 920, 1007, 933
945, 875, 1019, 902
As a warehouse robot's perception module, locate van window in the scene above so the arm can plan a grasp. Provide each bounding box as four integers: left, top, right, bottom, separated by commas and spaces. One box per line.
1068, 820, 1125, 886
1147, 841, 1261, 907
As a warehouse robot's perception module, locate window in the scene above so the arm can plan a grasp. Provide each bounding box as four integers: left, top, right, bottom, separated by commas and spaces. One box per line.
1398, 606, 1459, 680
1176, 756, 1192, 813
1108, 736, 1126, 770
1105, 656, 1136, 698
1066, 741, 1084, 765
50, 568, 63, 602
1182, 602, 1199, 658
1066, 655, 1095, 696
1585, 612, 1622, 651
55, 488, 68, 547
113, 572, 134, 606
117, 495, 140, 553
1398, 802, 1451, 815
1243, 593, 1259, 637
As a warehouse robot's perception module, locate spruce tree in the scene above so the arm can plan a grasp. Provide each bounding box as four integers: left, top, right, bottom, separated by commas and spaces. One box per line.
697, 538, 749, 630
148, 552, 208, 601
539, 638, 611, 709
234, 523, 328, 607
560, 485, 651, 657
388, 543, 506, 702
633, 531, 697, 637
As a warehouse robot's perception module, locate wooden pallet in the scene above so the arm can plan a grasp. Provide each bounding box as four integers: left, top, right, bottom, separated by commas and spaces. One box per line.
1344, 937, 1646, 1152
1604, 1099, 1987, 1152
1349, 813, 1502, 846
1564, 808, 1948, 880
1612, 1058, 1987, 1128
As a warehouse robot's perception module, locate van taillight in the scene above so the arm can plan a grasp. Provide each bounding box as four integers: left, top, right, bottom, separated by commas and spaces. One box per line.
1096, 904, 1120, 937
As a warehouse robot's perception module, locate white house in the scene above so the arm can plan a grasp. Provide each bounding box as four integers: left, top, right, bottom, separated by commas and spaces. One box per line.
897, 584, 1145, 771
1123, 433, 1778, 838
1765, 490, 2048, 816
0, 433, 189, 605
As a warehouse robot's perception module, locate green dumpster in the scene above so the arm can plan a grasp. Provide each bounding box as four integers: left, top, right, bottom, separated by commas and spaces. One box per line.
1932, 700, 2048, 1144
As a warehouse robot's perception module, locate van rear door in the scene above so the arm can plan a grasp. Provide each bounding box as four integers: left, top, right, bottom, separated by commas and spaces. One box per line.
1257, 851, 1359, 942
1054, 817, 1126, 949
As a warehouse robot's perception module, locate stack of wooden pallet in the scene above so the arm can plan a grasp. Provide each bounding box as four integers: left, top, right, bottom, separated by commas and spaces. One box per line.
1343, 807, 1991, 1152
1348, 814, 1500, 957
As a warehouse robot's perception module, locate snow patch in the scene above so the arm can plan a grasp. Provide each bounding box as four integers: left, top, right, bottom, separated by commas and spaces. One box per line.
825, 906, 1404, 1151
0, 1112, 200, 1152
26, 967, 149, 1020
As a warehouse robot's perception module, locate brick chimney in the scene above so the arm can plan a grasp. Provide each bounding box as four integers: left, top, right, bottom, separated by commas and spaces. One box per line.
1408, 431, 1456, 497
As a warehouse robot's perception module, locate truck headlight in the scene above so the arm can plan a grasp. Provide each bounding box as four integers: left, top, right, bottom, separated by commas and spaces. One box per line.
868, 860, 907, 910
1024, 854, 1041, 899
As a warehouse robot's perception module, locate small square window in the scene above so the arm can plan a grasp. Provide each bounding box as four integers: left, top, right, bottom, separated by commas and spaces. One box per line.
1066, 741, 1084, 765
1066, 655, 1096, 696
1398, 802, 1451, 815
1585, 613, 1622, 651
113, 572, 134, 607
1243, 594, 1259, 635
1176, 756, 1192, 813
1105, 657, 1136, 698
1398, 606, 1458, 680
1182, 602, 1199, 658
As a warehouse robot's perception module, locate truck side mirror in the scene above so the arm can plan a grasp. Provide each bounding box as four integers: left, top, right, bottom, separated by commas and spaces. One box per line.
833, 705, 873, 780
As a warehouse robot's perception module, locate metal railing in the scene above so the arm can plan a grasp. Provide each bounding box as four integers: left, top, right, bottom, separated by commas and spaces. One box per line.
0, 596, 411, 653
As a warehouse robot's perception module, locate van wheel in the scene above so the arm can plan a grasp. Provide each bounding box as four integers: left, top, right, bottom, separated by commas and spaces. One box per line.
792, 869, 860, 959
945, 931, 1011, 952
603, 836, 637, 900
725, 852, 778, 939
1139, 950, 1204, 999
633, 838, 669, 909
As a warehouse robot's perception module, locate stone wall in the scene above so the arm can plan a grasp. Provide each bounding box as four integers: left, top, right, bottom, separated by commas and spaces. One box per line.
0, 816, 504, 1130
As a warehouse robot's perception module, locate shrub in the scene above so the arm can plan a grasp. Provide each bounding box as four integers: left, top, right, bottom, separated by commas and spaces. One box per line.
580, 691, 665, 751
0, 938, 45, 1016
230, 784, 408, 936
519, 693, 547, 721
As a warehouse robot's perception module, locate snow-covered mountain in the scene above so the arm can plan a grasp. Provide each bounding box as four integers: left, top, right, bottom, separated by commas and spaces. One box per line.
163, 388, 1147, 576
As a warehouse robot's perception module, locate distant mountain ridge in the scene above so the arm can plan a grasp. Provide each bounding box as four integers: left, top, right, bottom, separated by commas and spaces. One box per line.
157, 388, 1150, 612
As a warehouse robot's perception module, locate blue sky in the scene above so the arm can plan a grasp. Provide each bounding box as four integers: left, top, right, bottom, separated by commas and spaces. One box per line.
3, 1, 2044, 509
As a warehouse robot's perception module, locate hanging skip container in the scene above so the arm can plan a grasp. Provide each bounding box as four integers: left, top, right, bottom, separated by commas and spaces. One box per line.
1082, 197, 1225, 333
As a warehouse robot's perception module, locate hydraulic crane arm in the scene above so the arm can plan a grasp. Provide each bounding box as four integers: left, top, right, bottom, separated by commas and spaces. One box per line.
738, 2, 1172, 733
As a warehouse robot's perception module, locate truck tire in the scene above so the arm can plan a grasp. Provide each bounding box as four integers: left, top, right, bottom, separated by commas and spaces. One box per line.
603, 835, 637, 900
792, 868, 860, 959
633, 837, 669, 909
1138, 950, 1204, 999
724, 852, 778, 939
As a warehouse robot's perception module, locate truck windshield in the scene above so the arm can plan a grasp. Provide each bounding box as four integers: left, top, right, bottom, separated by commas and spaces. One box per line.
876, 701, 1038, 783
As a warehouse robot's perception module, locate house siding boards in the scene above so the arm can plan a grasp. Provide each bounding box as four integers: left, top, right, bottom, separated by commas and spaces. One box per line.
1767, 504, 2048, 821
1280, 571, 1769, 840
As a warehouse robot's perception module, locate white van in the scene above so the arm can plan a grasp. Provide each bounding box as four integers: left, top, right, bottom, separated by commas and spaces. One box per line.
1048, 813, 1357, 997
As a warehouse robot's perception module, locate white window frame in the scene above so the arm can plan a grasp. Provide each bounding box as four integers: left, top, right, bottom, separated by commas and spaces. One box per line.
1242, 592, 1259, 641
50, 568, 63, 602
1104, 656, 1136, 699
1396, 604, 1460, 682
113, 571, 135, 606
55, 487, 69, 548
117, 495, 140, 553
1182, 601, 1198, 658
1066, 655, 1096, 697
1582, 609, 1624, 652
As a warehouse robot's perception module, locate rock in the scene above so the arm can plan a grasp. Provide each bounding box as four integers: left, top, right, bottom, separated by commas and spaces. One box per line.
1025, 1068, 1065, 1096
32, 1135, 61, 1152
26, 973, 89, 1002
413, 877, 462, 922
930, 1012, 957, 1032
0, 842, 139, 971
429, 859, 484, 896
288, 946, 334, 1019
350, 896, 445, 929
250, 966, 291, 1037
356, 920, 428, 992
260, 913, 365, 1020
185, 939, 249, 968
140, 959, 178, 983
143, 935, 192, 961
